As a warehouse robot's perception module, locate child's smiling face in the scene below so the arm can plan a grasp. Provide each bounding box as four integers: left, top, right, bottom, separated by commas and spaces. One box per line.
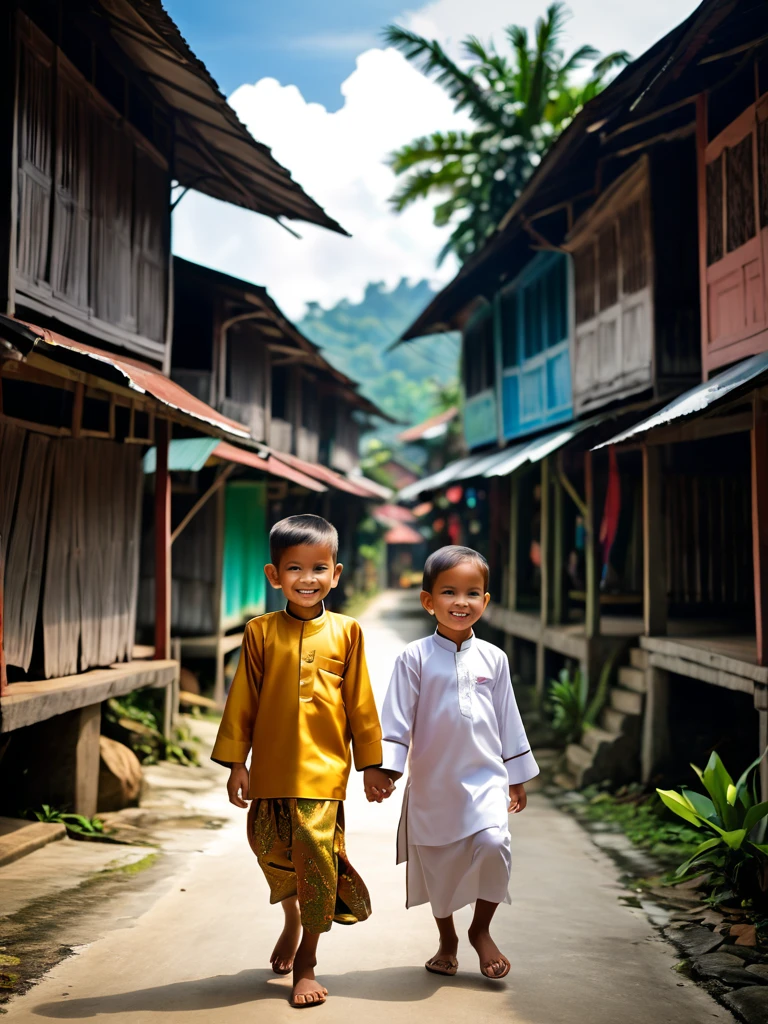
265, 542, 342, 619
421, 559, 490, 643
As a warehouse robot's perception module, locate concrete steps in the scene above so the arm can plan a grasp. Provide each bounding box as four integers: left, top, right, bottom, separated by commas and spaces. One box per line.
610, 685, 643, 716
564, 646, 645, 788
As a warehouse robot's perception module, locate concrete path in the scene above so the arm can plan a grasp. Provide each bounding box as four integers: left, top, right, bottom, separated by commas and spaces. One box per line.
3, 592, 734, 1024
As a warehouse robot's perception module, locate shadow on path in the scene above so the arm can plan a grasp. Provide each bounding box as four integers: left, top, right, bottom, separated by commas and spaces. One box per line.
31, 966, 507, 1017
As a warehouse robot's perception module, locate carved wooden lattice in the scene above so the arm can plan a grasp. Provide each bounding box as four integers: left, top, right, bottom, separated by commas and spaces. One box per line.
619, 199, 648, 294
597, 223, 618, 311
726, 134, 756, 252
574, 244, 596, 325
706, 156, 724, 265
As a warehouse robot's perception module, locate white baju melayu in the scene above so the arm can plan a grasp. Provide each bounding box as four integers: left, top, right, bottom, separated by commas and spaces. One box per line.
381, 630, 539, 918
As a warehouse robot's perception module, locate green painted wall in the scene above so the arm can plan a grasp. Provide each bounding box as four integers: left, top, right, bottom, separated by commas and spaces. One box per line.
222, 481, 268, 628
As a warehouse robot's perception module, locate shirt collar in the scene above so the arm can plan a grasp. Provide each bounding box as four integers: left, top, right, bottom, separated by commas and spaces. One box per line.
281, 602, 327, 636
433, 629, 474, 653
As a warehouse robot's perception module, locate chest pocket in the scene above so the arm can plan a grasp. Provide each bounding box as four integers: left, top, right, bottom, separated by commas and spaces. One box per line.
300, 654, 345, 703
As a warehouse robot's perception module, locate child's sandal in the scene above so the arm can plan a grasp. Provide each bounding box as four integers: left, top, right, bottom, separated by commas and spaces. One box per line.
425, 955, 458, 976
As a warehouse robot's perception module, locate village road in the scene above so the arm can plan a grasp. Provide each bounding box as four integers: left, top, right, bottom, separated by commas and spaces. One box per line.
5, 591, 735, 1024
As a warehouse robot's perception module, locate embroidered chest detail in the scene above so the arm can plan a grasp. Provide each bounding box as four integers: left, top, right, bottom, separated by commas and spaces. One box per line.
455, 652, 474, 718
303, 650, 316, 664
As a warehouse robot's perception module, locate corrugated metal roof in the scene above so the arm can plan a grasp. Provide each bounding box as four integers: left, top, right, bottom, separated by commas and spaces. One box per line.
397, 407, 458, 443
384, 524, 424, 545
399, 413, 621, 499
275, 452, 378, 498
594, 352, 768, 449
143, 437, 218, 473
98, 0, 347, 234
212, 442, 327, 492
19, 320, 250, 438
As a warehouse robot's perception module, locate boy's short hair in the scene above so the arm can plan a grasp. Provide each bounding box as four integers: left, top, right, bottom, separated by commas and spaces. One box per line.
269, 514, 339, 566
422, 545, 490, 593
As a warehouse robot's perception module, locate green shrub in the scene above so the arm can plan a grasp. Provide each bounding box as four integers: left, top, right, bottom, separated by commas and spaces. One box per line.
657, 749, 768, 905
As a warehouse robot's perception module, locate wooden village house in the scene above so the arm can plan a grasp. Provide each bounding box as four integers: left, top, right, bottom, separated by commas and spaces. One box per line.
0, 0, 349, 821
137, 258, 389, 704
398, 0, 768, 798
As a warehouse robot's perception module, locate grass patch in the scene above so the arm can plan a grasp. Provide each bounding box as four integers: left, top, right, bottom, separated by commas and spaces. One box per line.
579, 785, 702, 865
341, 590, 379, 621
101, 852, 159, 877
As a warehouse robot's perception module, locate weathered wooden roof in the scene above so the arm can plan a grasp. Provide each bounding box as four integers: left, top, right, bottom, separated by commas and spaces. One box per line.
97, 0, 347, 234
174, 258, 394, 423
399, 0, 763, 342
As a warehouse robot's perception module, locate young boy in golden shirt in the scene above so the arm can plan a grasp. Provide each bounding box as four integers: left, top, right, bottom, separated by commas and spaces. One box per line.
211, 514, 393, 1008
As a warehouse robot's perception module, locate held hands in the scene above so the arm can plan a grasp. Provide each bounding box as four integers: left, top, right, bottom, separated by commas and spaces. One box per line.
508, 783, 527, 813
364, 767, 396, 803
227, 763, 250, 808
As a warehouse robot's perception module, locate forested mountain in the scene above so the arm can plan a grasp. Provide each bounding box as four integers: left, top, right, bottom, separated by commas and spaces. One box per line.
299, 279, 459, 428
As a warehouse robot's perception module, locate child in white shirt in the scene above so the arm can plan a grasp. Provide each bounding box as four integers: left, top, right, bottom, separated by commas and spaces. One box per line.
378, 545, 538, 979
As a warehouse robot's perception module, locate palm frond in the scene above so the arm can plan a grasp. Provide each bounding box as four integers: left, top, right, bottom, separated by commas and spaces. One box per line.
382, 24, 504, 128
559, 43, 601, 76
388, 131, 474, 173
389, 163, 466, 213
591, 50, 632, 79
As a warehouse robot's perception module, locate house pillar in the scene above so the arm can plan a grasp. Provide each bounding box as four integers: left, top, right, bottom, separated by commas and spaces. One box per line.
154, 418, 172, 661
584, 450, 601, 641
552, 463, 564, 625
536, 458, 550, 698
643, 444, 667, 636
751, 402, 768, 666
641, 667, 670, 784
759, 710, 768, 802
0, 544, 7, 697
212, 484, 227, 707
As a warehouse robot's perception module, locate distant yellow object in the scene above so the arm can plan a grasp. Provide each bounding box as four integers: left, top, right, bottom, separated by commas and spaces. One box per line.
211, 610, 382, 800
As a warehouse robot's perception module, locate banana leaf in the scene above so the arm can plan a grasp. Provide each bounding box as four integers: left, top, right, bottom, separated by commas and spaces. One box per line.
657, 789, 704, 828
674, 837, 722, 878
681, 787, 720, 826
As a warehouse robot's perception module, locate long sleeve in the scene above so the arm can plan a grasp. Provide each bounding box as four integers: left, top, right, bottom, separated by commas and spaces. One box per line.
341, 624, 382, 771
210, 621, 263, 768
380, 650, 420, 775
493, 653, 540, 785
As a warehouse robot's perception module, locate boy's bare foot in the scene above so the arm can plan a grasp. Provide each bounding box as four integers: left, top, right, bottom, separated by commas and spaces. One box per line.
271, 900, 302, 975
291, 955, 327, 1007
468, 927, 510, 979
425, 931, 459, 976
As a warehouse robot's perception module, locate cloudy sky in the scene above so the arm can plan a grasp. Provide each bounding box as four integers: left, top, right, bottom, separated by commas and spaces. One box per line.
168, 0, 699, 319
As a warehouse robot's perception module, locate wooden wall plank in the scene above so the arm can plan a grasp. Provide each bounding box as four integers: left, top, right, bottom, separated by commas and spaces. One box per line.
154, 419, 172, 661
4, 433, 53, 670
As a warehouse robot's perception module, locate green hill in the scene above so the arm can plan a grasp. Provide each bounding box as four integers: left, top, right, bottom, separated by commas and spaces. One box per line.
299, 279, 459, 428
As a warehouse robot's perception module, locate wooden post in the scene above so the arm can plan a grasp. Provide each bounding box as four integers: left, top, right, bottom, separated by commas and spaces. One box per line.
584, 450, 601, 640
75, 704, 101, 818
535, 459, 551, 699
641, 667, 670, 784
507, 476, 519, 612
154, 418, 172, 661
540, 458, 550, 629
0, 539, 7, 697
751, 402, 768, 666
643, 444, 667, 636
212, 482, 227, 706
552, 461, 564, 625
759, 709, 768, 801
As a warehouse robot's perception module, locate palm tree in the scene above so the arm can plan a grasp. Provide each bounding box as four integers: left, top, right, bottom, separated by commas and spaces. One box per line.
384, 3, 630, 264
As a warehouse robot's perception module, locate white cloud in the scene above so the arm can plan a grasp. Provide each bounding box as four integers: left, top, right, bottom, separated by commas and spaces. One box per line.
172, 0, 701, 320
172, 49, 469, 320
400, 0, 700, 67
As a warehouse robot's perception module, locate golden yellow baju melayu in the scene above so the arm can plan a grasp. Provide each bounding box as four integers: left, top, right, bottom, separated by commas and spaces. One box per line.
212, 608, 382, 932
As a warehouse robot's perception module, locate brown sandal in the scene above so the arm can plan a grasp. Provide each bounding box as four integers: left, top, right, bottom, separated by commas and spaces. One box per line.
425, 955, 458, 976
